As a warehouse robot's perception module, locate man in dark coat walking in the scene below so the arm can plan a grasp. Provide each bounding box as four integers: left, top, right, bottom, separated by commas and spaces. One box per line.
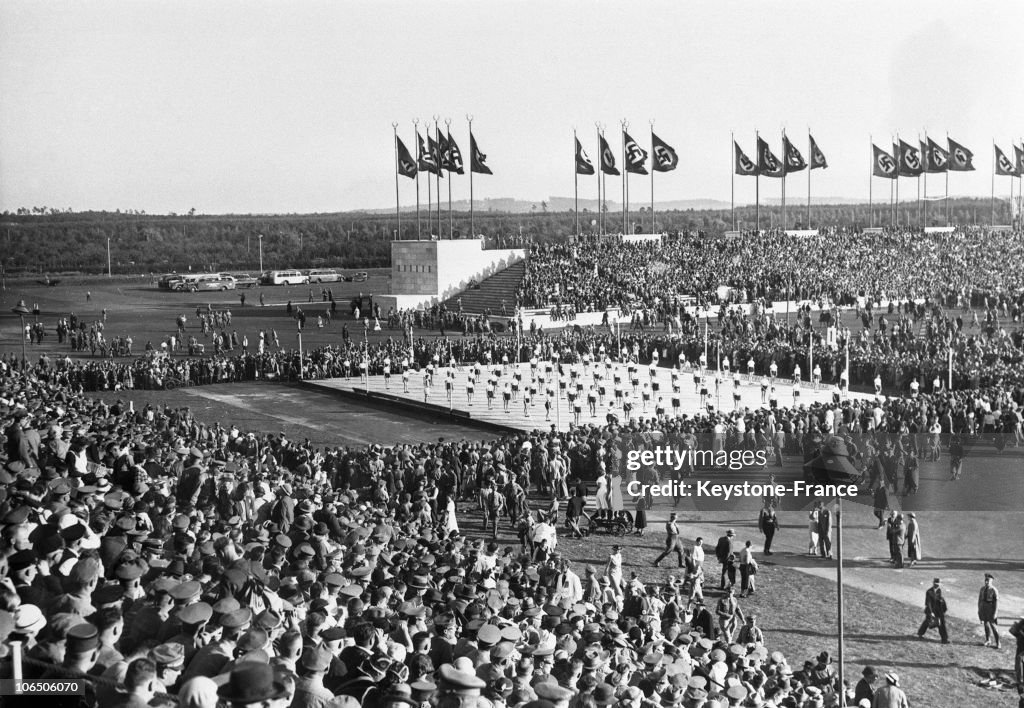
917, 577, 949, 643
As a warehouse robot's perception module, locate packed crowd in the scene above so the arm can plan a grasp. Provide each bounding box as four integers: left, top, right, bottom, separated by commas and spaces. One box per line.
0, 352, 954, 708
516, 229, 1024, 315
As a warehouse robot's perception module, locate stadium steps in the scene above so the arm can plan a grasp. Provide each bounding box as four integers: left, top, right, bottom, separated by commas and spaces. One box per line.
442, 260, 526, 315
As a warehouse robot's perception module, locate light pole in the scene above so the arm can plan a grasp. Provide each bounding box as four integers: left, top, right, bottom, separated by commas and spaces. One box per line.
296, 321, 303, 381
11, 300, 29, 367
106, 237, 112, 278
257, 234, 264, 274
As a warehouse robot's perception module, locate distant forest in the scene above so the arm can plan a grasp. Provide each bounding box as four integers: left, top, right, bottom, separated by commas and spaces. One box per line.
0, 197, 1014, 275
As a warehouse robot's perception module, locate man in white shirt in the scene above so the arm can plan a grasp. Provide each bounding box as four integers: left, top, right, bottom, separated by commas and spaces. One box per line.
553, 559, 583, 604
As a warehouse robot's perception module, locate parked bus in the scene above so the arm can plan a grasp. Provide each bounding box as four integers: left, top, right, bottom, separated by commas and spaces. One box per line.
175, 273, 236, 292
307, 268, 341, 283
262, 270, 309, 285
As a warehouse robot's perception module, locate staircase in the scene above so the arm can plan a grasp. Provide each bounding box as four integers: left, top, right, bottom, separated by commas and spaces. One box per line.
442, 260, 526, 315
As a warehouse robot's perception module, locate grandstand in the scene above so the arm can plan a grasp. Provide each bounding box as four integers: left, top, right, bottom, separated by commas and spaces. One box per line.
440, 259, 525, 315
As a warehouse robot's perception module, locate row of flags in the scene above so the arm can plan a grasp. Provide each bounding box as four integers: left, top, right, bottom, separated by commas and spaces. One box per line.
733, 134, 828, 177
396, 130, 1024, 181
395, 130, 492, 179
871, 138, 1024, 178
872, 137, 975, 178
574, 131, 679, 176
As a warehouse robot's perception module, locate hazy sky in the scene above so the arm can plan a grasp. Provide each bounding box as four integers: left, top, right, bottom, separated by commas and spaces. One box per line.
1, 1, 1022, 214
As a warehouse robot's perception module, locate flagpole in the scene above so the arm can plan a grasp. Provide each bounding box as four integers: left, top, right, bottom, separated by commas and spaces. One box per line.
945, 131, 951, 226
894, 133, 900, 229
991, 141, 996, 226
869, 136, 874, 229
923, 131, 929, 228
596, 123, 603, 237
916, 132, 922, 228
393, 123, 401, 241
731, 132, 736, 231
468, 115, 474, 238
917, 172, 921, 229
755, 130, 760, 233
778, 125, 786, 229
621, 119, 627, 235
807, 129, 812, 229
601, 126, 607, 237
414, 119, 421, 241
574, 128, 579, 238
649, 119, 655, 234
434, 116, 441, 238
445, 118, 453, 239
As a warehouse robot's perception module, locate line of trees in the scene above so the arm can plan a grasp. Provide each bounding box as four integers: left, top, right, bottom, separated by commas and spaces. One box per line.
0, 197, 1012, 275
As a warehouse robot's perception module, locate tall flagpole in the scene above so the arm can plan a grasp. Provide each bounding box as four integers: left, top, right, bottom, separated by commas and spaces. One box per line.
991, 140, 996, 225
781, 128, 787, 231
894, 133, 900, 228
434, 116, 441, 238
890, 179, 894, 229
807, 129, 812, 229
393, 123, 401, 241
945, 130, 950, 226
445, 118, 453, 239
599, 124, 606, 237
414, 118, 422, 240
755, 130, 761, 233
426, 120, 433, 238
923, 130, 929, 228
731, 131, 736, 231
596, 123, 603, 237
468, 115, 474, 238
626, 127, 631, 233
649, 119, 655, 234
621, 119, 627, 235
916, 132, 921, 228
574, 128, 580, 237
869, 136, 874, 229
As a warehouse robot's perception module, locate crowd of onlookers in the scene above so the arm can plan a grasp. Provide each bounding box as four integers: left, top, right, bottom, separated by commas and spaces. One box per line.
1, 355, 943, 708
516, 228, 1024, 315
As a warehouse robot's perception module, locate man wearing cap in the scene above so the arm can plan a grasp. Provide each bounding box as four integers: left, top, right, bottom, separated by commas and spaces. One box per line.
182, 608, 251, 680
438, 662, 487, 707
217, 662, 289, 708
978, 573, 1000, 649
715, 530, 735, 590
871, 672, 908, 708
735, 614, 763, 646
653, 512, 685, 568
39, 623, 100, 705
120, 578, 176, 656
916, 578, 949, 644
509, 657, 538, 705
8, 549, 47, 608
47, 556, 100, 617
854, 666, 877, 706
293, 646, 335, 708
149, 642, 187, 694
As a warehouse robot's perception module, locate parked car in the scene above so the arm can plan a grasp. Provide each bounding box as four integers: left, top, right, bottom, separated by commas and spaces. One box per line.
345, 271, 369, 283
